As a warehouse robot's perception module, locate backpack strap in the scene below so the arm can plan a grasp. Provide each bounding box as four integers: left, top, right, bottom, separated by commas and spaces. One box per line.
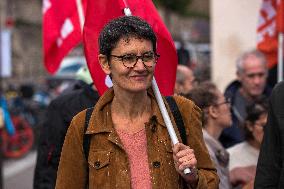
165, 96, 188, 189
83, 107, 94, 189
165, 96, 187, 145
83, 107, 93, 160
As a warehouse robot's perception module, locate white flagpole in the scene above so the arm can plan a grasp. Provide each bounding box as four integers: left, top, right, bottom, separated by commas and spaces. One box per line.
278, 32, 284, 82
151, 78, 179, 146
123, 7, 191, 175
152, 77, 191, 175
76, 0, 85, 32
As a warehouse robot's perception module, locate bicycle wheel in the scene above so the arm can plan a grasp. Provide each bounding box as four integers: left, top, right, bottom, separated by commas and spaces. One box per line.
1, 115, 34, 158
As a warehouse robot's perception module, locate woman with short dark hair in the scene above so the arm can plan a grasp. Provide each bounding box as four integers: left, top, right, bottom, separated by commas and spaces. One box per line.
55, 16, 218, 189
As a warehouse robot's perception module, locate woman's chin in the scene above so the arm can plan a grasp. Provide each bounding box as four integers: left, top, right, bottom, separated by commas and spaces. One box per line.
129, 86, 150, 93
126, 84, 151, 93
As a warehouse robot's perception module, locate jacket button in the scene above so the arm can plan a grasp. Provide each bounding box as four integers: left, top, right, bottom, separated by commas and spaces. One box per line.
95, 161, 100, 169
153, 161, 160, 168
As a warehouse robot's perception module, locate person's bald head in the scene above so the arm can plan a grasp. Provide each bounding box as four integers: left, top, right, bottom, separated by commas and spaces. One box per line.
175, 65, 195, 95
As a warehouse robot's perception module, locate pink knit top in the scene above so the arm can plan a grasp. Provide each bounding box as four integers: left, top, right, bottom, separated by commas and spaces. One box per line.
116, 128, 152, 189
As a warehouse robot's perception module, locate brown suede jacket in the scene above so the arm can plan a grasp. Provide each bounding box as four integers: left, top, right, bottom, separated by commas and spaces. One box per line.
55, 88, 219, 189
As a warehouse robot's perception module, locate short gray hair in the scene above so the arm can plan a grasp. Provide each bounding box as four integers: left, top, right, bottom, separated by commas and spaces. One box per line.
236, 49, 267, 73
176, 65, 191, 84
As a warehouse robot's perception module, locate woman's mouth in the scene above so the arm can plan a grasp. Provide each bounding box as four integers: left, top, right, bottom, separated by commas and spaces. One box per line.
130, 75, 148, 81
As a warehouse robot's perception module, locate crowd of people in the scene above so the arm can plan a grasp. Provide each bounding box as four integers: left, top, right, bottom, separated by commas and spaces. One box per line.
174, 46, 282, 189
31, 15, 284, 189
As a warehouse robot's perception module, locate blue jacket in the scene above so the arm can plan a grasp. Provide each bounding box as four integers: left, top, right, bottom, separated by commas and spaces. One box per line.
219, 80, 272, 148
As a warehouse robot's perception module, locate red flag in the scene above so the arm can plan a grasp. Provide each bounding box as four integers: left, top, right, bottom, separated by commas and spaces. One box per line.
43, 0, 86, 73
257, 0, 284, 68
276, 0, 284, 32
83, 0, 178, 95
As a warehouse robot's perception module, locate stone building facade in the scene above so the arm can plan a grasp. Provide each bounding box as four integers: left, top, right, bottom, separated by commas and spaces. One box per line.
1, 0, 45, 88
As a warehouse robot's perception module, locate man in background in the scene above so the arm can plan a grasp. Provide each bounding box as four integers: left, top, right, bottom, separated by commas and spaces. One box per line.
174, 65, 195, 95
33, 66, 100, 189
220, 49, 271, 148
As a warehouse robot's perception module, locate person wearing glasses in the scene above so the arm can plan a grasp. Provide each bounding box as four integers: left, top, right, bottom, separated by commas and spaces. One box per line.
185, 82, 232, 189
55, 16, 218, 189
227, 98, 268, 189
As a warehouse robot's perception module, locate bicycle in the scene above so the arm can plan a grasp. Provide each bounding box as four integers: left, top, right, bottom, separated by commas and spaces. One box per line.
0, 96, 34, 158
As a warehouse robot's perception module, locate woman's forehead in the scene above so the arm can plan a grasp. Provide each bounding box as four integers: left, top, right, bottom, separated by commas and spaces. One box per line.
112, 37, 153, 52
117, 36, 150, 45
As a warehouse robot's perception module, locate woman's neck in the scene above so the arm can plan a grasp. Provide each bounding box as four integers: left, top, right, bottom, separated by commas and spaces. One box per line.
111, 90, 151, 121
111, 89, 152, 133
248, 139, 261, 150
204, 121, 223, 140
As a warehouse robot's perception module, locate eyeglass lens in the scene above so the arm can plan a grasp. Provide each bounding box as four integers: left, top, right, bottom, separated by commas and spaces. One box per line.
110, 52, 159, 68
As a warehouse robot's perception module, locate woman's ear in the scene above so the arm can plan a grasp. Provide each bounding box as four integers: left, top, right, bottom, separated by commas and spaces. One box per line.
208, 105, 218, 119
98, 54, 111, 75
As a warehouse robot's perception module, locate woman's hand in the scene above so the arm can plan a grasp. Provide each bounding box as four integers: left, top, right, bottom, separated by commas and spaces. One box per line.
173, 143, 199, 187
242, 179, 254, 189
230, 165, 256, 187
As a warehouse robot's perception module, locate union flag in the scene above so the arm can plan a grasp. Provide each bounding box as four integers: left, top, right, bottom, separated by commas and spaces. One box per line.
257, 0, 284, 68
43, 0, 86, 73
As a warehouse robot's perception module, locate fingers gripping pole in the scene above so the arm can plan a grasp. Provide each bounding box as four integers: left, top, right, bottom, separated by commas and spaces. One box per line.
152, 77, 191, 175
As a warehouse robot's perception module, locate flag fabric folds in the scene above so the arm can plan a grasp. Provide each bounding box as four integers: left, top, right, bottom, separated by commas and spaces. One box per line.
43, 0, 86, 73
276, 0, 284, 32
257, 0, 284, 68
83, 0, 178, 95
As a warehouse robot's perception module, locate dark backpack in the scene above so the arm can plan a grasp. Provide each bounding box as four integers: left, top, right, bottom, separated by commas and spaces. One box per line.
83, 96, 187, 188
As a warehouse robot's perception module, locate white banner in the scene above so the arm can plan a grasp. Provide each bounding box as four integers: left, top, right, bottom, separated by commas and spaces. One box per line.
1, 29, 12, 77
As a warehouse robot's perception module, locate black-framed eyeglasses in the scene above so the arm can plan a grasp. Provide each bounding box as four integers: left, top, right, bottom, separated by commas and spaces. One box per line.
214, 97, 231, 106
110, 52, 160, 68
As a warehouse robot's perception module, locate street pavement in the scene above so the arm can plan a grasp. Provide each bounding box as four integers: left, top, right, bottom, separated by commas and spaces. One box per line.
3, 151, 36, 189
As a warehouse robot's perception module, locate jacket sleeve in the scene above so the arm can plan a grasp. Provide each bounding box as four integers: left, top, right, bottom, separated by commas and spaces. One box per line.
254, 83, 284, 188
55, 110, 88, 189
174, 96, 219, 189
33, 101, 66, 189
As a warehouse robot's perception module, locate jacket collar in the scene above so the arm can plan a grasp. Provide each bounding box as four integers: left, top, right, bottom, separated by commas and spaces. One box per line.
85, 87, 168, 135
225, 79, 272, 100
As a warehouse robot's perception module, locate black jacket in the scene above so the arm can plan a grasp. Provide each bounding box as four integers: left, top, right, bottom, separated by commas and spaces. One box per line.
255, 81, 284, 188
220, 80, 271, 148
33, 81, 99, 189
